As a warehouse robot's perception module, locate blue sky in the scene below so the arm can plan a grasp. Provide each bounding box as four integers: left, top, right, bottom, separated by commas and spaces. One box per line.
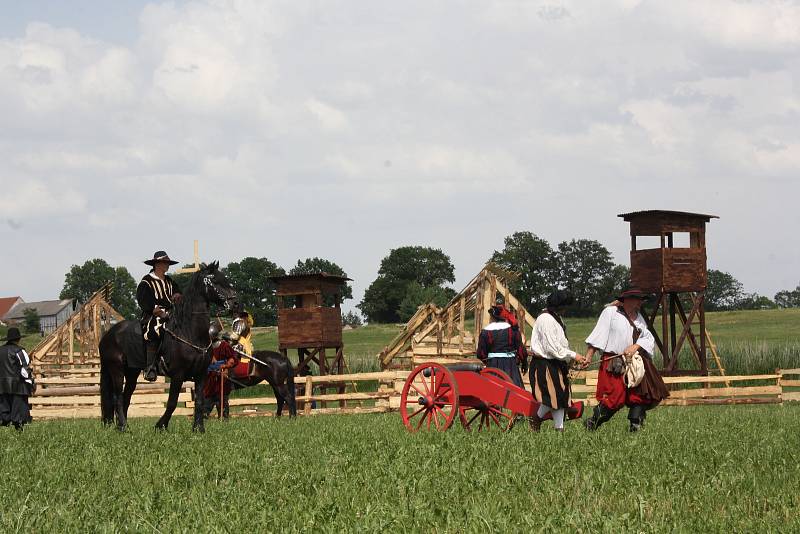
0, 0, 798, 310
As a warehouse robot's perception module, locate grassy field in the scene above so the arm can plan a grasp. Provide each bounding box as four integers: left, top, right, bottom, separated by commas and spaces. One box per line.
3, 405, 799, 532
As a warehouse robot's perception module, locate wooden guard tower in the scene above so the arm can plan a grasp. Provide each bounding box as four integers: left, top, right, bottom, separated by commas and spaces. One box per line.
619, 210, 719, 375
271, 273, 351, 376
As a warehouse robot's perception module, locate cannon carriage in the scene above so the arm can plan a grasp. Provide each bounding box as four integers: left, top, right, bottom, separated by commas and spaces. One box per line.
400, 361, 585, 432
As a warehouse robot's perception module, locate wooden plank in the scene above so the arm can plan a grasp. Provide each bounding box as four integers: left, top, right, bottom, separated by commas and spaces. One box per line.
290, 371, 402, 385
31, 406, 193, 419
30, 392, 192, 406
778, 368, 800, 376
779, 380, 800, 388
37, 376, 165, 385
783, 392, 800, 402
34, 383, 177, 397
661, 397, 780, 406
663, 374, 779, 385
667, 386, 781, 399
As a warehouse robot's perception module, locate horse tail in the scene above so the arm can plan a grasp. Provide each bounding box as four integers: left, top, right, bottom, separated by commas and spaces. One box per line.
285, 358, 297, 417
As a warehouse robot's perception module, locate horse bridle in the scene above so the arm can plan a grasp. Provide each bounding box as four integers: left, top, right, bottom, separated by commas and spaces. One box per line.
202, 274, 237, 311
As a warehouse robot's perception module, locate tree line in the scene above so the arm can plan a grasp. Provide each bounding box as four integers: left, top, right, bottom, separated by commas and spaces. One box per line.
57, 233, 799, 328
58, 257, 354, 327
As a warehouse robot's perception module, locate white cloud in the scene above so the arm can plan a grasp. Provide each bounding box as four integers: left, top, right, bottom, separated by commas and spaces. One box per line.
0, 0, 797, 305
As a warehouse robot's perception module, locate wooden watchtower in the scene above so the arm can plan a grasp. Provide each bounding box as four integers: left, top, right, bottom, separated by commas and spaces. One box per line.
270, 273, 351, 376
619, 210, 719, 375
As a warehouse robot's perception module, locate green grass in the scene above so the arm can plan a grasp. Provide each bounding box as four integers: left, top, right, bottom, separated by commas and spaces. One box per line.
3, 406, 800, 532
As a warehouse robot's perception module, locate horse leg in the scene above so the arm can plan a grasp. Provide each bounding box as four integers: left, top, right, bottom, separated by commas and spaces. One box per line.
120, 367, 139, 430
100, 363, 115, 426
155, 377, 183, 431
192, 374, 206, 433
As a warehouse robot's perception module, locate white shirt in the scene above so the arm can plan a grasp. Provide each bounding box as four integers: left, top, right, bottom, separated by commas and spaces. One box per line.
584, 306, 655, 356
530, 312, 576, 362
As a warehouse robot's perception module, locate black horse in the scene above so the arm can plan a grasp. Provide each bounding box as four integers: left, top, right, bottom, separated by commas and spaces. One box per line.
226, 350, 297, 417
99, 262, 238, 432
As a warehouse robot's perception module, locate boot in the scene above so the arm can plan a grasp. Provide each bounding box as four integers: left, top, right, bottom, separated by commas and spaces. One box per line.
628, 405, 646, 433
144, 344, 159, 382
584, 404, 616, 431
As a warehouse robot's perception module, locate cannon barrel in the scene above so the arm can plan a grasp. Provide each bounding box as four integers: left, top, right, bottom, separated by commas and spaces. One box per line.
422, 362, 484, 377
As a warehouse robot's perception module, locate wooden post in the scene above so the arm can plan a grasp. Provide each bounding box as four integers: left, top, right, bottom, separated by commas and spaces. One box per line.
661, 291, 670, 369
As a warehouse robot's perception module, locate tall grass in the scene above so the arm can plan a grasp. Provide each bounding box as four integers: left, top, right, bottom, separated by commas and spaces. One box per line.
3, 407, 800, 532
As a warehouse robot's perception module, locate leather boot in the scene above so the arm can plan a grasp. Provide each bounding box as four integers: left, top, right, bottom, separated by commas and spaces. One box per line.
584, 404, 616, 431
144, 344, 159, 382
628, 404, 646, 432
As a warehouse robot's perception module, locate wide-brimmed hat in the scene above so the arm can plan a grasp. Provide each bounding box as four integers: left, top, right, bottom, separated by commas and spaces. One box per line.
617, 288, 651, 301
5, 327, 21, 342
144, 251, 179, 266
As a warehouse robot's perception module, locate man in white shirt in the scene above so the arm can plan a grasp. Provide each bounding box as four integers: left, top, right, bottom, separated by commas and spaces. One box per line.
528, 290, 587, 431
583, 289, 669, 432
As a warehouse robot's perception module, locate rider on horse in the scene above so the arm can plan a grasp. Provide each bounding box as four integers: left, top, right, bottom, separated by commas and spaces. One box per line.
137, 251, 183, 382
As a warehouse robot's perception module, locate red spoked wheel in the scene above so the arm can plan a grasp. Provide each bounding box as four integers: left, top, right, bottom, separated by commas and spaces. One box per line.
459, 404, 516, 432
459, 367, 517, 431
480, 367, 513, 383
400, 362, 459, 432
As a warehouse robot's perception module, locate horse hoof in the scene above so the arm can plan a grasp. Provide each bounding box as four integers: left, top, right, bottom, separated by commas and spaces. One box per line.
192, 426, 205, 434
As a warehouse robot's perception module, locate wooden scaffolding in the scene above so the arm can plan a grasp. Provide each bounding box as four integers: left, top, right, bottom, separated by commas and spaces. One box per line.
378, 263, 536, 370
30, 282, 124, 366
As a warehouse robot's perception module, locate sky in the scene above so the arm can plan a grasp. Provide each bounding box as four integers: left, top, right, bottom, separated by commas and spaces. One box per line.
0, 0, 798, 313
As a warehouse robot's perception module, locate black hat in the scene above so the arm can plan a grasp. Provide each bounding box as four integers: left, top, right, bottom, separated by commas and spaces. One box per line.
144, 251, 179, 266
488, 305, 503, 319
546, 289, 574, 308
5, 327, 21, 342
617, 288, 651, 301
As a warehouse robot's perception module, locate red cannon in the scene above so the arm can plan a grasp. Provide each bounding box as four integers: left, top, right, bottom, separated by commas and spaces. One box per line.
400, 361, 584, 432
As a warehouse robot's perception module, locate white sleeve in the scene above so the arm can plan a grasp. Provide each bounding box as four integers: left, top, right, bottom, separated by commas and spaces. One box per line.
539, 316, 576, 361
635, 315, 655, 356
585, 307, 615, 351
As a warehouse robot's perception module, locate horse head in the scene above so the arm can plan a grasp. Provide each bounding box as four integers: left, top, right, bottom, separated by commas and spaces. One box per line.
200, 261, 239, 314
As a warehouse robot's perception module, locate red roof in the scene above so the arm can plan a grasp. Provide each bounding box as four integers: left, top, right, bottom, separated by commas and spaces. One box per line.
0, 297, 22, 320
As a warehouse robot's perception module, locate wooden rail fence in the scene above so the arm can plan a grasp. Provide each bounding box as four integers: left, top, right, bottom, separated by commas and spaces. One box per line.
28, 361, 800, 420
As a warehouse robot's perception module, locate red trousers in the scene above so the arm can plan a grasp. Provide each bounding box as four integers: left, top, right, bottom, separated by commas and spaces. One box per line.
596, 355, 652, 410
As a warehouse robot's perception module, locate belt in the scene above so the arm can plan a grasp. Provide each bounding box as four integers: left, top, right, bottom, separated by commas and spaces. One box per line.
487, 352, 515, 358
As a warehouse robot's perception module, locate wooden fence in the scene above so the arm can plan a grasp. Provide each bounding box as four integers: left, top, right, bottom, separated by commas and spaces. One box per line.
28, 362, 800, 420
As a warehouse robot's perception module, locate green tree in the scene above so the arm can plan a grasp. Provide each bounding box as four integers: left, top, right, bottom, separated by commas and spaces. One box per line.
774, 285, 800, 308
342, 310, 363, 328
358, 246, 455, 323
738, 293, 776, 310
289, 257, 353, 301
170, 264, 196, 293
552, 239, 616, 315
60, 259, 138, 319
23, 308, 40, 334
223, 257, 285, 326
397, 282, 457, 322
596, 264, 631, 307
490, 231, 555, 310
705, 269, 744, 311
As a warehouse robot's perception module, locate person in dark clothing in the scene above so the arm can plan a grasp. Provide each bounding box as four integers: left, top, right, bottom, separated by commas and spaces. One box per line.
476, 305, 528, 388
137, 251, 182, 382
203, 324, 240, 419
0, 328, 35, 431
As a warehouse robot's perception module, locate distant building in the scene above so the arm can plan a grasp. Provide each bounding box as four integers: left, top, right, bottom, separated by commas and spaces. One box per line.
3, 299, 76, 335
0, 296, 24, 325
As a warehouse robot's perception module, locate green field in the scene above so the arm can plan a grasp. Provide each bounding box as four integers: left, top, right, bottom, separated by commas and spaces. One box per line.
2, 310, 799, 531
3, 406, 800, 532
